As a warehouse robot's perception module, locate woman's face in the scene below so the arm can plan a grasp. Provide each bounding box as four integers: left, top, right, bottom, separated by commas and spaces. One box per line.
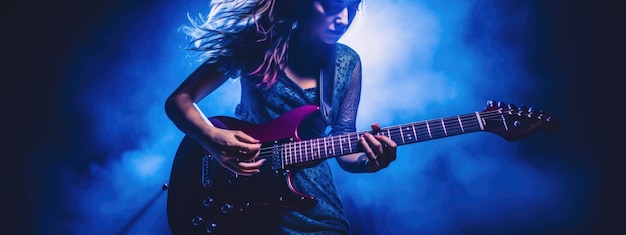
301, 0, 361, 44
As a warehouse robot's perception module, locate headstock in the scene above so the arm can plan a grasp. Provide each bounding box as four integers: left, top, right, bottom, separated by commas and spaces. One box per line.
481, 100, 562, 141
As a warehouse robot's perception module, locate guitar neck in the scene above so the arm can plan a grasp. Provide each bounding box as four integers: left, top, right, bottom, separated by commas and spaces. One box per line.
279, 112, 485, 167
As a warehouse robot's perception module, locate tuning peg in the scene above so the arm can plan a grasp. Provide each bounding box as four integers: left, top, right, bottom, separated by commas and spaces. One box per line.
519, 105, 528, 112
487, 100, 495, 107
535, 109, 550, 120
528, 107, 543, 119
498, 101, 507, 108
516, 105, 529, 117
508, 103, 517, 110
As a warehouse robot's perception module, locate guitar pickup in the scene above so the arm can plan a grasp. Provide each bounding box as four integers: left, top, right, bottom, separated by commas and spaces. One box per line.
202, 155, 215, 187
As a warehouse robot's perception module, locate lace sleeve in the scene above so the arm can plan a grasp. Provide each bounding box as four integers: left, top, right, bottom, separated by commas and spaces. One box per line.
329, 46, 362, 135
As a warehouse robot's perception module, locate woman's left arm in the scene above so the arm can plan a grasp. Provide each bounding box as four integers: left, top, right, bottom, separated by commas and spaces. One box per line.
333, 56, 397, 173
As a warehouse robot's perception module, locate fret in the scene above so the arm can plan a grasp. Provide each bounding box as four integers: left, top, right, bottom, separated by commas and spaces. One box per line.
294, 142, 302, 162
425, 121, 432, 139
355, 133, 363, 152
457, 115, 465, 133
314, 139, 319, 160
338, 135, 344, 155
337, 136, 345, 155
289, 142, 295, 165
351, 133, 361, 153
443, 116, 463, 136
310, 138, 317, 160
310, 140, 315, 160
330, 136, 336, 156
324, 137, 334, 156
475, 112, 484, 130
284, 142, 291, 165
294, 141, 300, 164
400, 124, 416, 144
289, 141, 294, 164
339, 134, 351, 155
307, 140, 313, 161
321, 137, 326, 157
347, 133, 353, 154
297, 140, 304, 164
385, 127, 401, 144
455, 113, 481, 133
314, 138, 320, 159
427, 119, 446, 139
440, 118, 448, 136
301, 139, 312, 163
413, 122, 428, 141
301, 140, 307, 162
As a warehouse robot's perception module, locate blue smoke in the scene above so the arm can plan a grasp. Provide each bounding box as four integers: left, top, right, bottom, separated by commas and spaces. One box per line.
23, 0, 596, 234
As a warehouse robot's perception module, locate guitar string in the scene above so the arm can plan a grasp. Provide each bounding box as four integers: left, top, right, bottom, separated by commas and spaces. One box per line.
254, 110, 538, 163
273, 120, 518, 164
255, 110, 532, 163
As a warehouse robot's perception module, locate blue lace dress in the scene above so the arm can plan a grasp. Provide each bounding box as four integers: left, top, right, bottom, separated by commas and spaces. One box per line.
230, 43, 362, 234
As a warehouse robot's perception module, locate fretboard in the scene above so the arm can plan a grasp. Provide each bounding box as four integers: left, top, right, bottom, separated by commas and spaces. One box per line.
280, 112, 485, 166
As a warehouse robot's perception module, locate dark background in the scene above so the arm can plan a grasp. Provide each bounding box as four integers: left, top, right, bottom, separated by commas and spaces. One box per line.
4, 0, 624, 234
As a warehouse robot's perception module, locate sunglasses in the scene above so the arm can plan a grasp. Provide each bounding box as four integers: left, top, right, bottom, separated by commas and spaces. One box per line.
318, 0, 362, 15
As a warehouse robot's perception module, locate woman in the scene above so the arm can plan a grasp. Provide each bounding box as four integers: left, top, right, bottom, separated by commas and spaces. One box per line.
165, 0, 397, 234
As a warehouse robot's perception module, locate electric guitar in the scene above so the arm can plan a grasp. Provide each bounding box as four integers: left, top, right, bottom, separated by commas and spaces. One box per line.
166, 100, 562, 234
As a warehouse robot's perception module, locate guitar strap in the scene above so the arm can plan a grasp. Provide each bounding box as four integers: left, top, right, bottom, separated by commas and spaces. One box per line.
319, 68, 332, 125
318, 46, 337, 127
319, 44, 347, 130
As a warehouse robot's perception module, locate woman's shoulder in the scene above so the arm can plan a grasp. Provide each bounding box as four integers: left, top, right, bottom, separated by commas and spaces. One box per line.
336, 43, 361, 61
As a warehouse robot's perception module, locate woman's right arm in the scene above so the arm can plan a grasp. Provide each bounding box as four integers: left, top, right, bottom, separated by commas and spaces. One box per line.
164, 62, 264, 176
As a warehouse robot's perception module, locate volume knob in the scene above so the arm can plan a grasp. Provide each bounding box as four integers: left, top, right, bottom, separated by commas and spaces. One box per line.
221, 203, 234, 214
205, 222, 218, 234
203, 197, 215, 207
191, 216, 204, 227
